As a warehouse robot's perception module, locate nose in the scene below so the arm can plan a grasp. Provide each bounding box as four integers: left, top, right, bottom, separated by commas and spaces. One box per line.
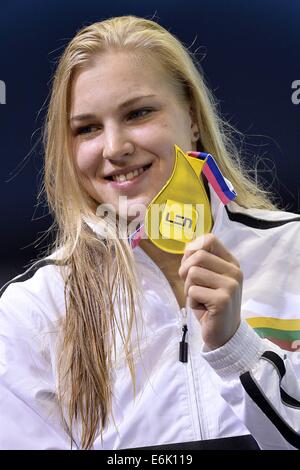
102, 123, 134, 162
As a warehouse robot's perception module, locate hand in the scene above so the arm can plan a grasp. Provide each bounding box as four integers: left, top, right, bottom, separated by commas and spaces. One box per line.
178, 233, 243, 350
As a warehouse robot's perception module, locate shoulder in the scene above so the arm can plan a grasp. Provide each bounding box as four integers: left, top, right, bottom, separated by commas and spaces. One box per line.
0, 254, 68, 332
225, 202, 300, 249
223, 203, 300, 264
0, 257, 71, 449
226, 201, 300, 231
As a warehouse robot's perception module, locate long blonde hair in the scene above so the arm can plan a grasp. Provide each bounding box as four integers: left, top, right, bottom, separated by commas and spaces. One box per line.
44, 15, 279, 449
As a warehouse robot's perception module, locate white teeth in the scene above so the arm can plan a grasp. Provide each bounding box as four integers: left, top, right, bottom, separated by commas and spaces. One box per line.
112, 166, 147, 182
117, 174, 126, 182
126, 171, 134, 180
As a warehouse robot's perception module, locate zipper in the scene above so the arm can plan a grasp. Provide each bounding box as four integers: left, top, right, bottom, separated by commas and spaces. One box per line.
134, 249, 205, 439
189, 337, 204, 440
178, 306, 204, 440
179, 307, 188, 363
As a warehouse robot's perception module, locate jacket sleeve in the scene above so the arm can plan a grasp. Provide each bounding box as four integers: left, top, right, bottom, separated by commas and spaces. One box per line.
0, 282, 73, 450
201, 320, 300, 450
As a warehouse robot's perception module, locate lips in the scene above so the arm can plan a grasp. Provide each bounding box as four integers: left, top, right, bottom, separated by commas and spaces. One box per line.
103, 162, 152, 190
104, 163, 152, 182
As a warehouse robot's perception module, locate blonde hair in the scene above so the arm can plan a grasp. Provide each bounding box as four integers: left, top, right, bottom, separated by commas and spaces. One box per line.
44, 15, 279, 449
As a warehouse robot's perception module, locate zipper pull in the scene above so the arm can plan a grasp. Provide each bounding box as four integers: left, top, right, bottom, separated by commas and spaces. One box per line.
179, 308, 188, 363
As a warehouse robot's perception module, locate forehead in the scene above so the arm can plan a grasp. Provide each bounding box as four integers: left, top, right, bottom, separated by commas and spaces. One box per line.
70, 51, 178, 111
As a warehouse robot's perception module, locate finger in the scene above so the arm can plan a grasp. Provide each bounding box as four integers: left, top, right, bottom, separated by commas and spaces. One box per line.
183, 266, 227, 296
187, 296, 207, 319
184, 233, 240, 266
187, 284, 223, 310
179, 248, 240, 281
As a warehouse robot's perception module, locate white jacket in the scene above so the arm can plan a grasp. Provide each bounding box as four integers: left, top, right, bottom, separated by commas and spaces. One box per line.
1, 181, 300, 450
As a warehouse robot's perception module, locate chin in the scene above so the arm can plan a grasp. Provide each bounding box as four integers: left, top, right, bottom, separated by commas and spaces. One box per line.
116, 197, 148, 225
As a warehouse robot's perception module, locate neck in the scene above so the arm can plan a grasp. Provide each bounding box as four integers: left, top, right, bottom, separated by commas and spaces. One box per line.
139, 238, 182, 277
139, 238, 185, 308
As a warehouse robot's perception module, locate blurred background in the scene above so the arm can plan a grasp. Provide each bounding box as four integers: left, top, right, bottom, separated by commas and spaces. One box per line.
0, 0, 299, 287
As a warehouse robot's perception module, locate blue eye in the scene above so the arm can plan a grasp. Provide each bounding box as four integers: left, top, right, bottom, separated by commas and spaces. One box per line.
128, 108, 153, 120
75, 125, 99, 135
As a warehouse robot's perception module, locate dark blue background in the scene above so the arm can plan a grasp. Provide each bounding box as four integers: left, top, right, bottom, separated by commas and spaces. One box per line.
0, 0, 299, 286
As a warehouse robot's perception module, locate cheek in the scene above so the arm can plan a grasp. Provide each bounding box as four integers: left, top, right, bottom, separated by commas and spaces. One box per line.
134, 119, 176, 161
75, 140, 101, 175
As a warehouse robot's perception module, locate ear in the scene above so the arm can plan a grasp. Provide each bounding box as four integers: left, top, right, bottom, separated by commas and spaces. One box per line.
189, 105, 199, 142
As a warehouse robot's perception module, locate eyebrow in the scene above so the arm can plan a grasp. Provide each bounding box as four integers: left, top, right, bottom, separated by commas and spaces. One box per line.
70, 94, 157, 122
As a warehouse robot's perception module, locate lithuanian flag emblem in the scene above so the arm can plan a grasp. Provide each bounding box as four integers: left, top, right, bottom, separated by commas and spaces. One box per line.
246, 317, 300, 352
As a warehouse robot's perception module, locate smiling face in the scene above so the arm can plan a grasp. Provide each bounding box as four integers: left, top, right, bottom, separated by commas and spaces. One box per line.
70, 51, 199, 222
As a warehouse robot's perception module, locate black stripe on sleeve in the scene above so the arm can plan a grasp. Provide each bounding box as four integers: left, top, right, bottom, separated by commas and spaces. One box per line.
261, 351, 286, 379
225, 206, 300, 229
261, 351, 300, 409
280, 389, 300, 408
0, 259, 64, 298
240, 371, 300, 449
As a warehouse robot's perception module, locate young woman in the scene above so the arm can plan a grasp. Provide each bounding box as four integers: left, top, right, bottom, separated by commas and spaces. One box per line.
1, 16, 300, 450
